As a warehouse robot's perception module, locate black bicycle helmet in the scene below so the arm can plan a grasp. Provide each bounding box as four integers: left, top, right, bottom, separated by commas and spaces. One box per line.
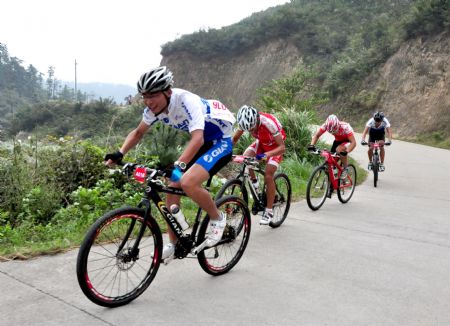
374, 111, 385, 122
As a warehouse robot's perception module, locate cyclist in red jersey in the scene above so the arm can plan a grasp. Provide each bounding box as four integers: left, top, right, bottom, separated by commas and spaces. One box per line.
308, 114, 357, 178
232, 105, 286, 225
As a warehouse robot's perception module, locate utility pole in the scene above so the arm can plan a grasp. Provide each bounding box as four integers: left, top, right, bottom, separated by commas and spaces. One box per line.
74, 59, 78, 102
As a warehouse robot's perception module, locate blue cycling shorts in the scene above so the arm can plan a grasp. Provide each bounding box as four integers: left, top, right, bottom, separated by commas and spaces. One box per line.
186, 138, 233, 176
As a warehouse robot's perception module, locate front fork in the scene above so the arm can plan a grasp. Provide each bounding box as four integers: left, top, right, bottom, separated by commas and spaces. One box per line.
116, 198, 152, 260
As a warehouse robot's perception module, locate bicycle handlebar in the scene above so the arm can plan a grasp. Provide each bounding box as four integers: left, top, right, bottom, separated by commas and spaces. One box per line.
232, 155, 261, 167
361, 141, 391, 147
307, 148, 340, 158
112, 162, 169, 184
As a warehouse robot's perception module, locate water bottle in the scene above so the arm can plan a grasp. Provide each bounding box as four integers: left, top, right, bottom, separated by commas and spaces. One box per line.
170, 204, 189, 231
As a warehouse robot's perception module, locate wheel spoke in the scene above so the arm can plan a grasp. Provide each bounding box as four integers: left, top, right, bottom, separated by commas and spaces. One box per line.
197, 197, 251, 275
77, 209, 161, 307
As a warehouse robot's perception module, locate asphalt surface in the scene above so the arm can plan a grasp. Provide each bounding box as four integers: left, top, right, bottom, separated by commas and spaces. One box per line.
2, 134, 450, 326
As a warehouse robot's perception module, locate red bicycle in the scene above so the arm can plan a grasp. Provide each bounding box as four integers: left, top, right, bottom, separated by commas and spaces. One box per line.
306, 148, 357, 211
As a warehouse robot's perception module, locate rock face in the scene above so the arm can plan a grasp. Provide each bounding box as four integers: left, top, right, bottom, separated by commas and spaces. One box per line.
162, 33, 450, 138
375, 32, 450, 138
161, 39, 302, 109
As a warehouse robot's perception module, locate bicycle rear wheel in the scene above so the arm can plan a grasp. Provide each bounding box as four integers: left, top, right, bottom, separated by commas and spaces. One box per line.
76, 207, 162, 307
269, 173, 292, 228
306, 165, 329, 211
215, 178, 249, 204
337, 164, 357, 203
197, 195, 251, 276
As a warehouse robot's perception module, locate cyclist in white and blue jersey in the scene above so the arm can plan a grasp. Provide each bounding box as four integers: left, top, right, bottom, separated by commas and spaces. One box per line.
105, 66, 235, 260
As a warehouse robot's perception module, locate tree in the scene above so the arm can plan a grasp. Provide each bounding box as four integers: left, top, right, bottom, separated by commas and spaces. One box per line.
46, 66, 55, 99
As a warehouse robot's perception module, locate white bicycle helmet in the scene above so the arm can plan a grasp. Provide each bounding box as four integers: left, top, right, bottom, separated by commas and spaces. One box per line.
137, 66, 174, 94
325, 114, 340, 133
237, 105, 259, 131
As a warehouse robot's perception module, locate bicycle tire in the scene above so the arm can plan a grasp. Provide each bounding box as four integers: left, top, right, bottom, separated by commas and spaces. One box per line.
215, 178, 249, 204
269, 173, 292, 228
373, 155, 379, 188
337, 164, 357, 203
197, 195, 251, 276
306, 164, 329, 211
76, 207, 162, 307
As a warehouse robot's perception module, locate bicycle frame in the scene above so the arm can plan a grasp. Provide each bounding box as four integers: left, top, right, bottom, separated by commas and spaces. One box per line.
122, 164, 214, 259
372, 143, 381, 168
319, 149, 344, 192
232, 156, 266, 210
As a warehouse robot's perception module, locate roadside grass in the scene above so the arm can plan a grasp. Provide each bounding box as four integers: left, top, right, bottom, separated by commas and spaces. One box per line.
0, 153, 368, 261
403, 133, 450, 150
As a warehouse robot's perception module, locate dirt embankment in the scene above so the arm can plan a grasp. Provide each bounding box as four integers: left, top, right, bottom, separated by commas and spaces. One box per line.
162, 33, 450, 140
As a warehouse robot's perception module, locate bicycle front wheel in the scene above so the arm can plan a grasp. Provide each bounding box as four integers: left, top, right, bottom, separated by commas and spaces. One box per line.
338, 164, 357, 203
306, 165, 329, 211
270, 173, 292, 228
197, 195, 251, 276
76, 207, 162, 307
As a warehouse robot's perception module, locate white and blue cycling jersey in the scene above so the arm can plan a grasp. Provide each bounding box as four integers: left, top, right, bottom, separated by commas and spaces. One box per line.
142, 88, 235, 142
142, 88, 235, 173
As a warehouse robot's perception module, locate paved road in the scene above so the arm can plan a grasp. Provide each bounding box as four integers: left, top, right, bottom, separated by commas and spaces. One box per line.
2, 136, 450, 325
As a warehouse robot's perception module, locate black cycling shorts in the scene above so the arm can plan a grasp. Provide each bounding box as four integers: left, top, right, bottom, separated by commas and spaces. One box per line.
369, 129, 385, 143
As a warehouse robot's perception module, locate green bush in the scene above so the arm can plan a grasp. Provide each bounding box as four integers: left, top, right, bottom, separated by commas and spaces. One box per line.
0, 138, 107, 229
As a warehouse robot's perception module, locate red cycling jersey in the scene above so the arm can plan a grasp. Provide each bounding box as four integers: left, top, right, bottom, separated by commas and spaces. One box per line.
245, 113, 286, 166
318, 121, 353, 141
249, 113, 286, 147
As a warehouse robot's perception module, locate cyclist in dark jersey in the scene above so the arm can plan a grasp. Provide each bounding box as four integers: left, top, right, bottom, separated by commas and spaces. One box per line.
361, 111, 393, 171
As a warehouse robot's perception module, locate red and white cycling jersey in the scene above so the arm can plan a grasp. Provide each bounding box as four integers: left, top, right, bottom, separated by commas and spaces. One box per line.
318, 121, 353, 142
244, 113, 286, 166
249, 113, 286, 148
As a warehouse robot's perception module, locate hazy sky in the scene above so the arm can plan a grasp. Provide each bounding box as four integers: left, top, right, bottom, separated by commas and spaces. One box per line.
1, 0, 289, 87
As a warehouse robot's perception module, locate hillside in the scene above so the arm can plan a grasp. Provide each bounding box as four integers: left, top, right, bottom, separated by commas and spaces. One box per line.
160, 0, 450, 142
162, 39, 301, 107
319, 31, 450, 139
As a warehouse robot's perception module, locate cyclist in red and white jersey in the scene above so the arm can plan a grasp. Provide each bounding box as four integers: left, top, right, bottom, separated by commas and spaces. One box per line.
232, 105, 286, 225
308, 114, 357, 178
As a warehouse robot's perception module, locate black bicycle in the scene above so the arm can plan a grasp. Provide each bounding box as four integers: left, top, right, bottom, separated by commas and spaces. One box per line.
362, 140, 391, 187
76, 163, 251, 307
215, 155, 291, 228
